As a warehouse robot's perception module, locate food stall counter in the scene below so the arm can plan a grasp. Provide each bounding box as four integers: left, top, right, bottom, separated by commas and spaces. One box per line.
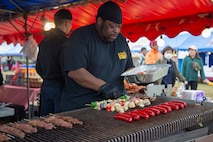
0, 85, 40, 110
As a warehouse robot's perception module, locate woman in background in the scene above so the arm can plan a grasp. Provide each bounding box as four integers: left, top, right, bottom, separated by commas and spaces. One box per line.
156, 46, 186, 87
182, 45, 209, 90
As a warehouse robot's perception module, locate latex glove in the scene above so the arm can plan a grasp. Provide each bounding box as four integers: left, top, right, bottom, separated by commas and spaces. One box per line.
98, 83, 122, 99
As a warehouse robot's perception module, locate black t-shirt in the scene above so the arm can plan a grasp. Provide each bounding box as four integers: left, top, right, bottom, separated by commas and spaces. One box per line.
62, 24, 134, 111
36, 28, 67, 84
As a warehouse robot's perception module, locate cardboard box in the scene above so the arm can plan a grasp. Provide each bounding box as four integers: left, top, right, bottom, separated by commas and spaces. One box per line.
182, 90, 205, 102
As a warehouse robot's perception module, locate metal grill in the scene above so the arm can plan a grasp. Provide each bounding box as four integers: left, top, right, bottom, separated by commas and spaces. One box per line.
8, 96, 213, 142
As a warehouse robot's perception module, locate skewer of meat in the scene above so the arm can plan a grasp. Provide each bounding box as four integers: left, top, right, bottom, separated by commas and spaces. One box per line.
54, 115, 83, 125
25, 119, 56, 130
0, 125, 25, 139
9, 123, 37, 134
42, 116, 73, 128
0, 132, 9, 142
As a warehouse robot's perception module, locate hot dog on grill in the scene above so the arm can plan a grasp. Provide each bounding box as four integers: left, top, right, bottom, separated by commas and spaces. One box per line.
168, 102, 185, 109
157, 104, 172, 112
125, 112, 140, 121
148, 106, 168, 114
161, 103, 179, 110
143, 107, 160, 115
114, 113, 133, 123
132, 110, 149, 119
171, 100, 187, 107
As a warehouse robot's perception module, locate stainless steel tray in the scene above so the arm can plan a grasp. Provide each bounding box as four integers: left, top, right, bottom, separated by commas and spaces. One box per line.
121, 64, 170, 83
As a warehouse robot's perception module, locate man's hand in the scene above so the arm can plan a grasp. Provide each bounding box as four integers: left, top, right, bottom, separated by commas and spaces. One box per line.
98, 83, 122, 99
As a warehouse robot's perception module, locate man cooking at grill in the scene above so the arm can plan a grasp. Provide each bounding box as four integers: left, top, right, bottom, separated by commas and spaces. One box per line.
61, 1, 134, 111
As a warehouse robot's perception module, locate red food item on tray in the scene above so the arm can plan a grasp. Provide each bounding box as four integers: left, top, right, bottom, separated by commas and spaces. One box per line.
140, 109, 155, 117
171, 100, 187, 107
157, 104, 172, 112
148, 106, 168, 114
114, 113, 133, 123
143, 107, 160, 115
125, 112, 140, 121
161, 103, 179, 110
132, 110, 149, 120
168, 102, 185, 109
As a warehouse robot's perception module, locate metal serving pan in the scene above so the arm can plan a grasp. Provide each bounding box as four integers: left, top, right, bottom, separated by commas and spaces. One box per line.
121, 64, 170, 83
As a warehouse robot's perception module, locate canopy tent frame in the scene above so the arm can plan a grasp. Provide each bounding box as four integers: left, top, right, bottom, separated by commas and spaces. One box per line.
0, 0, 213, 45
1, 0, 35, 119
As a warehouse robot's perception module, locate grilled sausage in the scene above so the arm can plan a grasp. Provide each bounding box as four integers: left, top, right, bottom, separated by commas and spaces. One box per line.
149, 106, 168, 114
132, 110, 149, 119
114, 114, 133, 123
143, 107, 160, 115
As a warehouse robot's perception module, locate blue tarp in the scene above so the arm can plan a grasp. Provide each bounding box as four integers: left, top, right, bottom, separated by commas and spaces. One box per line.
163, 31, 213, 52
130, 31, 213, 53
0, 0, 82, 20
177, 34, 213, 52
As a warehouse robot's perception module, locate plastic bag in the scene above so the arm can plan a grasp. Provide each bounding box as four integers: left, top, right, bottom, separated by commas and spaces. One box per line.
20, 35, 38, 61
179, 82, 185, 91
176, 82, 185, 97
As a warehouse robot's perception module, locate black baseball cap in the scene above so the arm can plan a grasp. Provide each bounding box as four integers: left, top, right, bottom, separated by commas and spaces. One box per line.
97, 1, 122, 24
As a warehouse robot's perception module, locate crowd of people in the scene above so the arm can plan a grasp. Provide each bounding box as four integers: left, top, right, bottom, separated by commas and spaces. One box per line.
135, 41, 209, 89
1, 1, 209, 116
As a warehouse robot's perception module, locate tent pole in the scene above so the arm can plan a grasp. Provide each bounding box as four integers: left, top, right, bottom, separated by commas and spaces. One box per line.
26, 55, 31, 119
23, 12, 31, 119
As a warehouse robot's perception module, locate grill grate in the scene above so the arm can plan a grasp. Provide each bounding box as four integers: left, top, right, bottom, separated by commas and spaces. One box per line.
7, 96, 213, 142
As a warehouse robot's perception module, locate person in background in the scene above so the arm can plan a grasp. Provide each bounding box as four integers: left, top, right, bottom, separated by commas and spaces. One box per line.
145, 40, 162, 64
36, 9, 72, 116
182, 45, 209, 90
0, 68, 6, 93
136, 47, 147, 66
61, 1, 134, 111
155, 46, 186, 87
0, 69, 3, 86
7, 56, 15, 70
